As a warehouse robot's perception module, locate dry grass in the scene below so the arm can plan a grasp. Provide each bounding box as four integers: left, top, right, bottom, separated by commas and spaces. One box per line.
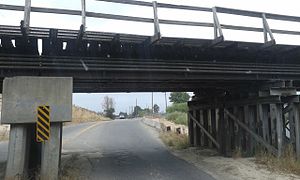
59, 154, 90, 180
159, 131, 189, 150
71, 105, 110, 124
232, 147, 242, 159
0, 126, 9, 141
255, 145, 300, 176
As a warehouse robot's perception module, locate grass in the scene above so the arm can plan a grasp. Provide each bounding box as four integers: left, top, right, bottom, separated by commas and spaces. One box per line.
255, 145, 300, 176
0, 126, 9, 141
166, 103, 188, 113
159, 131, 189, 150
166, 111, 188, 125
71, 105, 110, 124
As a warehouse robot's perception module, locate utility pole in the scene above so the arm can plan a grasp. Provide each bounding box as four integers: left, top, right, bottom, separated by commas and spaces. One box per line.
152, 92, 154, 113
165, 92, 168, 112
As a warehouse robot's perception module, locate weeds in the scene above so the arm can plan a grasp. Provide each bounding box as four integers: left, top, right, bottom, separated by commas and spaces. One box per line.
0, 126, 9, 141
159, 131, 189, 150
165, 112, 187, 125
255, 145, 300, 176
232, 147, 242, 159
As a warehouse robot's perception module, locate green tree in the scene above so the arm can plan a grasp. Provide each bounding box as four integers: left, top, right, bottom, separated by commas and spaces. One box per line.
169, 92, 190, 103
132, 106, 142, 117
153, 104, 160, 113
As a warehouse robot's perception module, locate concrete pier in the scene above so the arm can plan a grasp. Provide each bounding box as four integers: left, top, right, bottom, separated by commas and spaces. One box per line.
41, 123, 62, 180
5, 125, 29, 179
1, 76, 72, 179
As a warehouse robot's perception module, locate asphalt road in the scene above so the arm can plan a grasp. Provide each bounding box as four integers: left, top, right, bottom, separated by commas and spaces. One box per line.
63, 119, 215, 180
0, 119, 215, 180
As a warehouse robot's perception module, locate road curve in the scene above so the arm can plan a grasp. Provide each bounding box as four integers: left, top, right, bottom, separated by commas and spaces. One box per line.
63, 119, 215, 180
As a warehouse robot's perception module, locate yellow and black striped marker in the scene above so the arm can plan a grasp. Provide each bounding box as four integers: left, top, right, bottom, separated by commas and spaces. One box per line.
36, 106, 50, 142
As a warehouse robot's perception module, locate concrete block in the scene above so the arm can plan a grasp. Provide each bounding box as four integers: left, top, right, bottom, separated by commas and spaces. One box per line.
41, 123, 62, 180
5, 124, 29, 179
1, 76, 72, 124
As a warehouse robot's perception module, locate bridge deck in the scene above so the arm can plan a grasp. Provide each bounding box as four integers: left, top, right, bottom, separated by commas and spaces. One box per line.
1, 0, 300, 92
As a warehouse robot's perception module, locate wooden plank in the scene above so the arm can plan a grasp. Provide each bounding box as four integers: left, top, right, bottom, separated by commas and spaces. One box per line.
276, 104, 283, 157
203, 109, 209, 146
188, 110, 194, 145
270, 104, 277, 146
244, 105, 251, 155
289, 105, 296, 144
207, 109, 213, 148
293, 103, 300, 160
259, 104, 270, 143
194, 110, 201, 146
211, 109, 217, 148
237, 106, 244, 151
218, 108, 226, 154
224, 109, 278, 156
233, 107, 240, 149
226, 96, 281, 107
249, 105, 256, 155
189, 112, 220, 149
200, 109, 204, 146
193, 110, 198, 146
224, 109, 232, 156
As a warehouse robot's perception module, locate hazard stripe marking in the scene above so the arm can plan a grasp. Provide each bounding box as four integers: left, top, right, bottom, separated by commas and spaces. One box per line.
36, 106, 50, 142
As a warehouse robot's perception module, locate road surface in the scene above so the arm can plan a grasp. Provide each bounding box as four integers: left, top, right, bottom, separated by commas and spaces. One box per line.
63, 119, 214, 180
0, 119, 215, 180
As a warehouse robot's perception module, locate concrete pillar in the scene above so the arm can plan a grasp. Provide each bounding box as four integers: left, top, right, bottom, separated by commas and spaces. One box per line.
5, 124, 29, 180
41, 123, 62, 180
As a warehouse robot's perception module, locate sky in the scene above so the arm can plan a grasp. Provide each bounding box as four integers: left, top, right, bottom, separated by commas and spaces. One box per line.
1, 0, 300, 113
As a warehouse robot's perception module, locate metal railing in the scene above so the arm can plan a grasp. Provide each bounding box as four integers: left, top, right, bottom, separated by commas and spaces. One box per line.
1, 0, 300, 45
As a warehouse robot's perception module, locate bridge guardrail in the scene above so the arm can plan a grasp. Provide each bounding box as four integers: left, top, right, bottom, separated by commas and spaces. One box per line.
0, 0, 300, 45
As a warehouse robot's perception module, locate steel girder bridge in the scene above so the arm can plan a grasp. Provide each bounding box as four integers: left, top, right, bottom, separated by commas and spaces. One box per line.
2, 0, 300, 159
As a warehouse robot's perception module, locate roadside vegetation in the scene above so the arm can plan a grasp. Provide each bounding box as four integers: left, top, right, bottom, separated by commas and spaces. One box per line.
165, 92, 190, 126
0, 126, 9, 141
255, 145, 300, 176
160, 131, 189, 150
72, 105, 109, 123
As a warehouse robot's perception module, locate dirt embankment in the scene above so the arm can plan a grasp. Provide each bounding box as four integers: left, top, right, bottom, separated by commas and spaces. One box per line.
71, 105, 110, 124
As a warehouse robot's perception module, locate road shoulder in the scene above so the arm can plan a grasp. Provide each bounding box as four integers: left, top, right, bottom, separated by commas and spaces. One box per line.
142, 117, 300, 180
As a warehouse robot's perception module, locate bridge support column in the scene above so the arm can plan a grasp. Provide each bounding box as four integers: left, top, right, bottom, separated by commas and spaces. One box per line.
5, 125, 30, 179
41, 122, 62, 180
1, 76, 72, 179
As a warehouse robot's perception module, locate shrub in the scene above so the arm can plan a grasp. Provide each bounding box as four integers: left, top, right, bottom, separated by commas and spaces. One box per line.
166, 111, 187, 125
255, 145, 300, 176
166, 103, 188, 113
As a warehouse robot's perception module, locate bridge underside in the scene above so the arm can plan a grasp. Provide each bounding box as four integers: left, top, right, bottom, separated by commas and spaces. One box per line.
1, 26, 300, 92
0, 55, 300, 92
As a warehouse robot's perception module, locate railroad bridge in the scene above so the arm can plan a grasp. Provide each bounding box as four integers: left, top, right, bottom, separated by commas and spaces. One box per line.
1, 0, 300, 179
